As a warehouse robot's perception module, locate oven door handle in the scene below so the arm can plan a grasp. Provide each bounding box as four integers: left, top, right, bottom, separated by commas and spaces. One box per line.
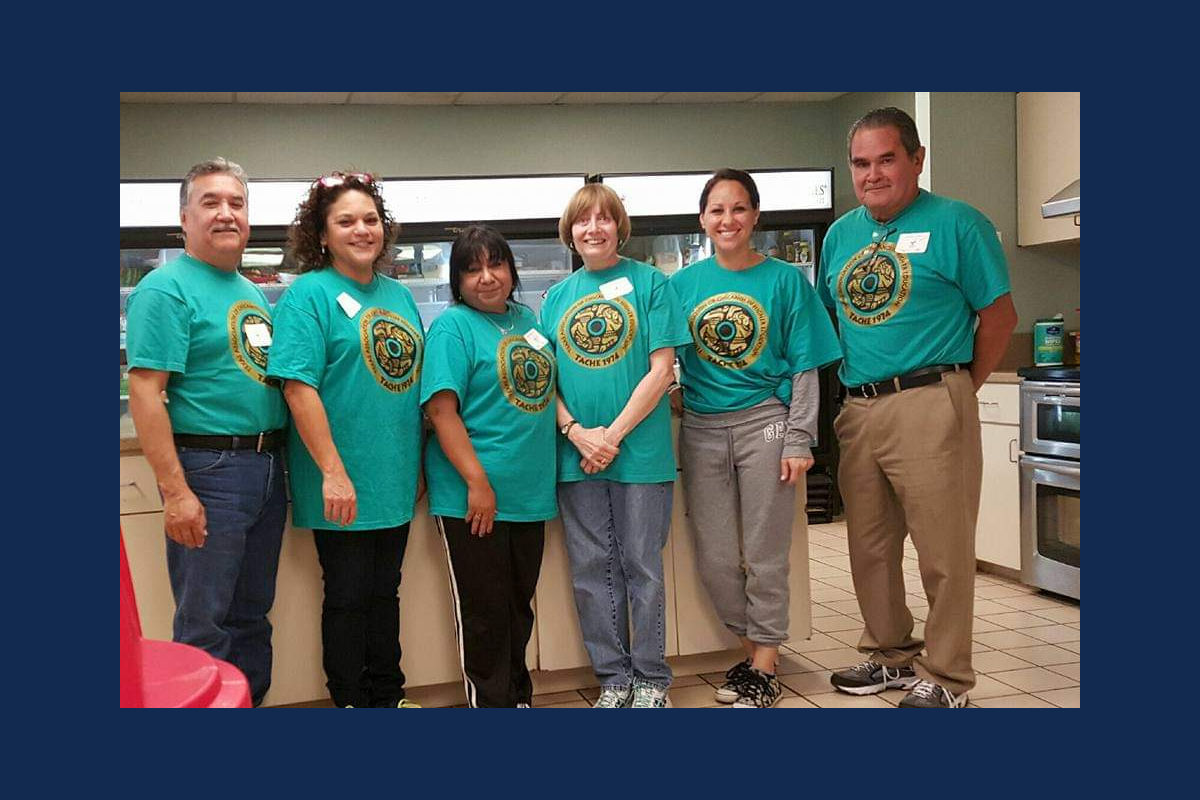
1020, 453, 1080, 478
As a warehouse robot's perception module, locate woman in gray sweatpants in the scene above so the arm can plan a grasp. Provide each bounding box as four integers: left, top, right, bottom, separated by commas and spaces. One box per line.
669, 168, 842, 708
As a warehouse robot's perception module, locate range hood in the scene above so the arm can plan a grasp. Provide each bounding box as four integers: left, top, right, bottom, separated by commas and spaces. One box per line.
1041, 179, 1080, 218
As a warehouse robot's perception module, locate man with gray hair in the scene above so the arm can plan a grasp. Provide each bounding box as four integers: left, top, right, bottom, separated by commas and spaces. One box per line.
126, 157, 288, 706
818, 108, 1018, 708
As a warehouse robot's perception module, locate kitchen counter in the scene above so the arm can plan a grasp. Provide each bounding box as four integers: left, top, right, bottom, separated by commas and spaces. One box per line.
988, 371, 1020, 384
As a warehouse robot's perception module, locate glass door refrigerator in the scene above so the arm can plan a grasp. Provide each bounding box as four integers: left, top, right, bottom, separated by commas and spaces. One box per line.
596, 169, 842, 522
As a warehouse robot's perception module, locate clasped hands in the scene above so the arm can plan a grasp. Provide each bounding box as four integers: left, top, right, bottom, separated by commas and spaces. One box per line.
569, 424, 620, 475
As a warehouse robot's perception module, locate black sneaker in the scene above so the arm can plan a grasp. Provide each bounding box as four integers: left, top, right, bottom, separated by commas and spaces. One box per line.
898, 679, 968, 708
713, 659, 753, 704
732, 668, 782, 708
830, 660, 919, 695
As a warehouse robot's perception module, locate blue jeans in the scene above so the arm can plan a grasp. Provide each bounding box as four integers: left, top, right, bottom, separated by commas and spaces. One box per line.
167, 447, 287, 706
557, 481, 673, 689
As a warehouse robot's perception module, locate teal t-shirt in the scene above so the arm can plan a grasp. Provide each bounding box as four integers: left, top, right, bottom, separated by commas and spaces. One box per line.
818, 190, 1011, 387
267, 269, 424, 530
125, 253, 287, 434
420, 302, 558, 522
539, 257, 692, 484
670, 255, 842, 414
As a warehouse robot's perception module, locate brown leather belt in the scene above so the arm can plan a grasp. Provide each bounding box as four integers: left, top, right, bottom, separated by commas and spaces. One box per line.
174, 430, 287, 453
846, 364, 967, 399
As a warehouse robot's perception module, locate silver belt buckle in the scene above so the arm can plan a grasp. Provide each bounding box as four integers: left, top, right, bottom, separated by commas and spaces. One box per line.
862, 382, 878, 399
256, 431, 265, 453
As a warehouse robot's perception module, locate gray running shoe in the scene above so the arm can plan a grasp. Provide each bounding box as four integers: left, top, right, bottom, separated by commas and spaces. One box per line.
592, 685, 633, 708
830, 660, 919, 695
898, 679, 968, 708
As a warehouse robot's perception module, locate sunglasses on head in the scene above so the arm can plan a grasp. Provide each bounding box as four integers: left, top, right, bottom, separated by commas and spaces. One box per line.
315, 171, 375, 189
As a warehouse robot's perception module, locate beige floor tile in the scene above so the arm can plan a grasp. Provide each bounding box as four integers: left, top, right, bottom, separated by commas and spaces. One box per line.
776, 696, 820, 708
812, 614, 863, 633
968, 674, 1028, 700
972, 641, 992, 653
971, 598, 1019, 615
776, 652, 824, 674
808, 543, 844, 559
802, 647, 868, 670
912, 622, 926, 638
818, 598, 865, 616
1035, 687, 1080, 708
814, 555, 852, 570
973, 693, 1056, 708
669, 649, 747, 675
979, 610, 1057, 629
905, 593, 930, 608
1057, 641, 1081, 654
1065, 622, 1080, 630
971, 617, 1005, 633
1022, 624, 1080, 644
784, 631, 846, 653
670, 673, 706, 688
975, 583, 1037, 600
992, 593, 1074, 612
1048, 663, 1081, 681
972, 650, 1036, 673
878, 688, 910, 705
540, 699, 592, 708
810, 585, 858, 603
806, 691, 893, 708
809, 562, 850, 579
911, 607, 927, 622
778, 670, 836, 696
989, 667, 1078, 692
817, 574, 858, 592
1031, 605, 1081, 624
1004, 644, 1078, 667
532, 690, 588, 706
530, 666, 599, 694
669, 683, 724, 708
809, 602, 840, 617
974, 629, 1045, 650
828, 629, 865, 647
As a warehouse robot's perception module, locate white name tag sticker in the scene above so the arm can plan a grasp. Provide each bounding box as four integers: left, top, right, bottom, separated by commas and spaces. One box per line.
523, 328, 549, 350
244, 322, 272, 347
895, 232, 930, 254
336, 292, 362, 318
599, 276, 634, 300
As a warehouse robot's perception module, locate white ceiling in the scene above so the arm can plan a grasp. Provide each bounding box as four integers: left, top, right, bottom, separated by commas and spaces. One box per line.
120, 91, 847, 106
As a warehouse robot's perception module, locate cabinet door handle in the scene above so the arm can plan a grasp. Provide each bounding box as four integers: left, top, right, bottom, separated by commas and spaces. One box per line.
1008, 438, 1019, 463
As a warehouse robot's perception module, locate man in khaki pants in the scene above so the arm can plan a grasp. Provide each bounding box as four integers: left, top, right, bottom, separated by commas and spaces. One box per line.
816, 108, 1018, 707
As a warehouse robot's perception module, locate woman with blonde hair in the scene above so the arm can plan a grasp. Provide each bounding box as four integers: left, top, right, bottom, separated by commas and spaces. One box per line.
540, 183, 692, 708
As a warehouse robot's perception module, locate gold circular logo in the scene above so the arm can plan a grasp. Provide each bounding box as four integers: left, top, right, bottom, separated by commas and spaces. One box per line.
498, 336, 555, 413
837, 243, 912, 326
688, 292, 768, 370
359, 308, 423, 392
557, 294, 638, 368
228, 300, 271, 385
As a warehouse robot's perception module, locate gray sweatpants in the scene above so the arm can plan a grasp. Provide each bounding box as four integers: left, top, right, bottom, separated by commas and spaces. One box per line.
678, 399, 803, 645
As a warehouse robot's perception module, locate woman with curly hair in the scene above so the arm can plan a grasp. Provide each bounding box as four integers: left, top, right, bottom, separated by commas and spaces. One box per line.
267, 171, 425, 708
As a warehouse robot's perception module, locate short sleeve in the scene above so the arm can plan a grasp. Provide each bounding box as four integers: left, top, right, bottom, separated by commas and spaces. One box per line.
266, 293, 327, 389
785, 274, 842, 374
420, 318, 471, 407
646, 274, 693, 352
125, 286, 191, 373
957, 208, 1011, 311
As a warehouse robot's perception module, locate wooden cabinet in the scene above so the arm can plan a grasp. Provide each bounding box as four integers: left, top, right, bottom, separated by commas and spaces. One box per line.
975, 383, 1021, 571
1017, 91, 1080, 246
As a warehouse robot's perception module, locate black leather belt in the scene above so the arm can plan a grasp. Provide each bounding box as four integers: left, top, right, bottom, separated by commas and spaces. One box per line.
846, 364, 967, 399
174, 430, 287, 452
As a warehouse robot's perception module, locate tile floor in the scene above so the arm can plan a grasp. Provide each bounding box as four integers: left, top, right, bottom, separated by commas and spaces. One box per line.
521, 519, 1080, 709
288, 519, 1080, 709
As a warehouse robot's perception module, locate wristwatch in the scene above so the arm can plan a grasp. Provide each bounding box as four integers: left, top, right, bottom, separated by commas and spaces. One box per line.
560, 419, 579, 436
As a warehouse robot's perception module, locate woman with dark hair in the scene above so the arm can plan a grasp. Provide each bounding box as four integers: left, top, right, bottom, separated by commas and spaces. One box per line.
421, 224, 557, 708
541, 183, 692, 709
670, 168, 841, 708
267, 171, 425, 708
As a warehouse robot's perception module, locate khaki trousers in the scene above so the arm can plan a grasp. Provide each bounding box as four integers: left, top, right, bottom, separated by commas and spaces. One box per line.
834, 370, 981, 694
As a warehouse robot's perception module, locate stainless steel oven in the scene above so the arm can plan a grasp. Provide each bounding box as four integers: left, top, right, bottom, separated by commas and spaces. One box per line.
1020, 380, 1080, 460
1017, 366, 1080, 600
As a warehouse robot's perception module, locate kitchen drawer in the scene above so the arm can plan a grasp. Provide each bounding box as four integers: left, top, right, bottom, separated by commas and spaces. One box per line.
120, 455, 163, 514
977, 383, 1019, 426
